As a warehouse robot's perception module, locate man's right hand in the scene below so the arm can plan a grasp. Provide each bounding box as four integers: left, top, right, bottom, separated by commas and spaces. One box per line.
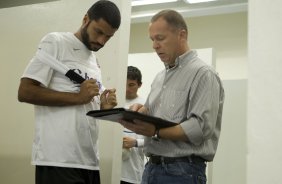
78, 79, 100, 104
130, 103, 148, 114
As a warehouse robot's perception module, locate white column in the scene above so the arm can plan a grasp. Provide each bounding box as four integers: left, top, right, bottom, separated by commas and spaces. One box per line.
96, 0, 131, 183
248, 0, 282, 183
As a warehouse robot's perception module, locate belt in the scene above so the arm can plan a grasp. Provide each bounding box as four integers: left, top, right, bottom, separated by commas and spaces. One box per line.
149, 155, 206, 165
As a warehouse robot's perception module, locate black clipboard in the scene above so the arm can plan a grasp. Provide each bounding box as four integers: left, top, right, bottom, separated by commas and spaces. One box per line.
86, 108, 177, 129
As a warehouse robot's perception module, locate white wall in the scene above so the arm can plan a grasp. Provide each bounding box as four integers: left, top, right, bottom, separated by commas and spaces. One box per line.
248, 0, 282, 183
212, 79, 247, 184
129, 12, 247, 81
0, 1, 130, 184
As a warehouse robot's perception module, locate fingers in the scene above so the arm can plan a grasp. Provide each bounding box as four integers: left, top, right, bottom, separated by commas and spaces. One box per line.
84, 79, 100, 96
120, 119, 155, 137
108, 88, 116, 93
101, 88, 116, 97
138, 106, 148, 114
78, 79, 100, 104
129, 103, 142, 111
100, 88, 118, 109
129, 103, 148, 114
107, 91, 117, 105
122, 137, 136, 148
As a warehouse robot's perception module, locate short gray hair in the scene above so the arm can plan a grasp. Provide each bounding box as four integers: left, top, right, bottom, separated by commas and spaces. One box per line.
151, 9, 187, 32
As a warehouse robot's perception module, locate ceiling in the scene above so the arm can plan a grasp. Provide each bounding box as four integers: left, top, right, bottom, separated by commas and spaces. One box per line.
0, 0, 58, 9
0, 0, 248, 24
131, 0, 248, 23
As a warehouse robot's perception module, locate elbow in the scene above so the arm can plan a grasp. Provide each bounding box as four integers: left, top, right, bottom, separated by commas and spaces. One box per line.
18, 94, 26, 103
18, 89, 27, 103
17, 78, 36, 103
190, 136, 204, 146
17, 84, 30, 103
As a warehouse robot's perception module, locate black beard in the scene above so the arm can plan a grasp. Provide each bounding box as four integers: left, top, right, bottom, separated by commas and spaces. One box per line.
81, 23, 95, 51
81, 22, 103, 51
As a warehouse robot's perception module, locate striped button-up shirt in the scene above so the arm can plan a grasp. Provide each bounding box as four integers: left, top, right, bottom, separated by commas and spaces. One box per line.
144, 50, 224, 161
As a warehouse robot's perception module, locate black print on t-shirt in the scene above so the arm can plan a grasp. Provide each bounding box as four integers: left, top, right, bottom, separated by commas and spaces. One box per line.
70, 69, 102, 90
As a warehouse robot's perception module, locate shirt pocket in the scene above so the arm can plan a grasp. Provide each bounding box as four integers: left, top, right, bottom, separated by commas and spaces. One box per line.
161, 89, 188, 122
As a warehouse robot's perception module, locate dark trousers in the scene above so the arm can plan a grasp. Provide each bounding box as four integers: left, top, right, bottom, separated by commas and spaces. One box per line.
36, 166, 100, 184
120, 181, 134, 184
121, 181, 134, 184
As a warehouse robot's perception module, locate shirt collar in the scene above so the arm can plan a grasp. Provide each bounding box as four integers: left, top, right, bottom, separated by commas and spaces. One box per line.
165, 50, 193, 70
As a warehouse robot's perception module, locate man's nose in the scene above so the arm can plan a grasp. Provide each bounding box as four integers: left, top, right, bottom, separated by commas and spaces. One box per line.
97, 36, 108, 46
152, 40, 160, 49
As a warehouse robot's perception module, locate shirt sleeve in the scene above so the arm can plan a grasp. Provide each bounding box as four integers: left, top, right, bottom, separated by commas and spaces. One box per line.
181, 69, 222, 146
22, 33, 59, 87
136, 138, 144, 147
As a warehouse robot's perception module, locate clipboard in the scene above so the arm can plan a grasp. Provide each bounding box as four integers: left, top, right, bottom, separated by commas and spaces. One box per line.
86, 108, 177, 129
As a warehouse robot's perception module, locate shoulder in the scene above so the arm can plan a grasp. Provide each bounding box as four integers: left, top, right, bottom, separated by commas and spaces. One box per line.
41, 32, 60, 40
185, 53, 220, 82
186, 51, 217, 76
197, 64, 217, 77
41, 32, 72, 42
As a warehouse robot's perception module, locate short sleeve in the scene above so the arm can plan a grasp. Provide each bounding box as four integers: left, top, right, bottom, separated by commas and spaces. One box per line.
21, 33, 59, 87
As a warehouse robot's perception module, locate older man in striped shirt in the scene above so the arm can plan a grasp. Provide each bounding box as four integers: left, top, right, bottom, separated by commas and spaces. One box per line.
121, 9, 224, 184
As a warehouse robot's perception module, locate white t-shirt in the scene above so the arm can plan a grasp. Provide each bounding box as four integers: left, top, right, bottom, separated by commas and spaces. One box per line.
22, 32, 103, 170
121, 96, 146, 183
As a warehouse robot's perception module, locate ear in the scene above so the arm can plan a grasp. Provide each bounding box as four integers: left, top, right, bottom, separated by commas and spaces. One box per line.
179, 29, 188, 40
82, 14, 90, 25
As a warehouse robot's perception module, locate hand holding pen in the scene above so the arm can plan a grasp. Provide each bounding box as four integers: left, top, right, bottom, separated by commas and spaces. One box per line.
78, 79, 100, 104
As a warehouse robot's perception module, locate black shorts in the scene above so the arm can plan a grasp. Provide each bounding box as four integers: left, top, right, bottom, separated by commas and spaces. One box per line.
36, 166, 100, 184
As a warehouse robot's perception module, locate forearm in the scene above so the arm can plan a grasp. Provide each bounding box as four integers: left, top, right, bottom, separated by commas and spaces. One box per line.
18, 78, 83, 106
157, 125, 189, 142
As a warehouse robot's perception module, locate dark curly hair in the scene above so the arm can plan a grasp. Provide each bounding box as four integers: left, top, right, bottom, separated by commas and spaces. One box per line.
127, 66, 142, 85
87, 0, 121, 29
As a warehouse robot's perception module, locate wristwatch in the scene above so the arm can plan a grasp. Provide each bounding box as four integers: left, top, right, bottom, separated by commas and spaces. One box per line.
152, 128, 161, 140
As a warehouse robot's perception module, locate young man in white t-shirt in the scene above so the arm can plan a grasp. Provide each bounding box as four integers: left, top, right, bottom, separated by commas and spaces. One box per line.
121, 66, 145, 184
17, 1, 120, 184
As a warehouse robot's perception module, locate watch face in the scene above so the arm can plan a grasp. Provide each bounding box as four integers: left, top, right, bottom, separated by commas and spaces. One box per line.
152, 135, 160, 141
154, 128, 161, 139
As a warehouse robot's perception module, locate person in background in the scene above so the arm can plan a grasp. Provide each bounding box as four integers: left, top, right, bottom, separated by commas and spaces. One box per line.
17, 1, 120, 184
121, 66, 145, 184
120, 10, 225, 184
